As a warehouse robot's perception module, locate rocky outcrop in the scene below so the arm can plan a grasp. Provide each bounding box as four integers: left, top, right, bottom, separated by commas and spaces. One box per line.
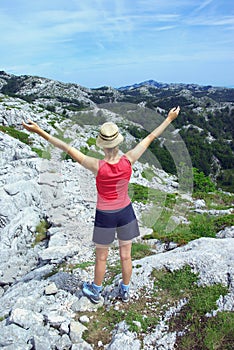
0, 117, 233, 349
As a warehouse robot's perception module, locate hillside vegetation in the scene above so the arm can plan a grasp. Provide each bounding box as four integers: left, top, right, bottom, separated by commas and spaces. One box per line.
1, 72, 233, 192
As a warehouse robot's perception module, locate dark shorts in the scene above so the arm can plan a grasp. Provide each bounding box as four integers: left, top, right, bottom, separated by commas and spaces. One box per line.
93, 203, 140, 245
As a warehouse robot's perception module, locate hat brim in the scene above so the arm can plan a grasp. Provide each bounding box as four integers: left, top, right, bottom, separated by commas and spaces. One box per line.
96, 133, 124, 148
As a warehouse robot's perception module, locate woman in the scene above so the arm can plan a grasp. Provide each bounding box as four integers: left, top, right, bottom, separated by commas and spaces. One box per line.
22, 106, 180, 303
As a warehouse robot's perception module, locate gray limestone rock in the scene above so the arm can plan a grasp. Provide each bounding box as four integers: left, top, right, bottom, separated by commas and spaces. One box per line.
0, 323, 30, 348
45, 282, 58, 295
131, 237, 234, 291
32, 335, 51, 350
216, 226, 234, 238
71, 341, 93, 350
107, 333, 141, 350
38, 244, 79, 262
71, 295, 104, 312
9, 308, 44, 330
107, 321, 141, 350
55, 334, 72, 350
69, 320, 88, 343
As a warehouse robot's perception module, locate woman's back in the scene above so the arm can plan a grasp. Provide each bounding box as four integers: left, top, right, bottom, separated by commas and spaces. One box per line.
96, 155, 132, 210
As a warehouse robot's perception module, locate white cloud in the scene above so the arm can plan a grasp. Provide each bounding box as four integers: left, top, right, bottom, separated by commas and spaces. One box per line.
186, 15, 234, 27
194, 0, 214, 13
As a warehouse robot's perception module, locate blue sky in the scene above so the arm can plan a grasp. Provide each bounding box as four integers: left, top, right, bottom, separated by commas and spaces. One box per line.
1, 0, 233, 88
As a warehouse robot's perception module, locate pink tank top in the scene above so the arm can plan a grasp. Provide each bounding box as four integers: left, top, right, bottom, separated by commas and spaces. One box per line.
96, 155, 132, 210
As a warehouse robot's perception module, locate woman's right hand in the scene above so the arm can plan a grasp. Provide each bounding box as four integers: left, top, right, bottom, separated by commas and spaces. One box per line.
167, 106, 180, 122
22, 120, 41, 133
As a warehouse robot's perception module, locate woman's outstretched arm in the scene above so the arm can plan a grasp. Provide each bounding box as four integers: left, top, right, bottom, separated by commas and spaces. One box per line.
125, 106, 180, 164
22, 120, 99, 174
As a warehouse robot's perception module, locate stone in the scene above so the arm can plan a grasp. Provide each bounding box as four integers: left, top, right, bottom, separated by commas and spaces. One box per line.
60, 321, 70, 334
194, 199, 206, 208
69, 320, 88, 343
131, 237, 234, 290
0, 323, 30, 348
56, 334, 72, 350
48, 232, 67, 247
9, 308, 44, 330
46, 312, 67, 328
45, 282, 58, 295
216, 226, 234, 238
71, 341, 93, 350
79, 315, 90, 323
38, 245, 79, 262
33, 335, 52, 350
107, 332, 141, 350
71, 296, 104, 312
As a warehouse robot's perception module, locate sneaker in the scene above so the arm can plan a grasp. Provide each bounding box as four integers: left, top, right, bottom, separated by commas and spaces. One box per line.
119, 283, 130, 303
82, 282, 101, 304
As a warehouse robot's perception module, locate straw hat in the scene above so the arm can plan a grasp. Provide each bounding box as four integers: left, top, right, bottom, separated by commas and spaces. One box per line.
96, 122, 124, 148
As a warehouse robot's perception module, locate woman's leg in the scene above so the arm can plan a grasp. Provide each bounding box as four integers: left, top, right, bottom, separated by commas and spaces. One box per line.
119, 240, 132, 285
94, 245, 109, 286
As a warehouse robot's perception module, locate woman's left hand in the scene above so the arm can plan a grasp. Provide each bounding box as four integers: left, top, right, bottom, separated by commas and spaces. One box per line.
22, 120, 41, 133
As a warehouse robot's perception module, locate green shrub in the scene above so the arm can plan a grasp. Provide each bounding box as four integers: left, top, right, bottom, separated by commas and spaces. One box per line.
213, 214, 234, 232
32, 147, 51, 160
189, 214, 216, 239
32, 219, 50, 246
87, 137, 96, 147
131, 242, 153, 260
193, 167, 216, 193
142, 167, 155, 181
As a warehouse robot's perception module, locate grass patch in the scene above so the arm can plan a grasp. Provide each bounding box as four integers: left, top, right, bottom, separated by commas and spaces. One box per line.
129, 183, 179, 210
0, 125, 32, 145
81, 295, 160, 348
105, 262, 122, 285
152, 266, 231, 349
0, 315, 8, 322
193, 191, 234, 210
129, 182, 233, 247
142, 167, 156, 181
213, 214, 234, 232
73, 261, 95, 269
170, 283, 231, 349
203, 312, 234, 350
129, 183, 166, 204
131, 242, 153, 260
79, 146, 103, 159
143, 212, 234, 246
152, 265, 199, 298
78, 266, 230, 349
32, 147, 51, 160
71, 111, 106, 126
87, 137, 97, 147
32, 219, 50, 246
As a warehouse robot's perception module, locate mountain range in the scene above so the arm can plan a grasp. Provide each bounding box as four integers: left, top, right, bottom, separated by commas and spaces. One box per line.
0, 70, 233, 191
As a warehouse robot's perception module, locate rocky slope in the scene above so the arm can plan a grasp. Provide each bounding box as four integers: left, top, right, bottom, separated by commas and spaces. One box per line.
0, 72, 233, 349
1, 71, 233, 192
1, 127, 233, 350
